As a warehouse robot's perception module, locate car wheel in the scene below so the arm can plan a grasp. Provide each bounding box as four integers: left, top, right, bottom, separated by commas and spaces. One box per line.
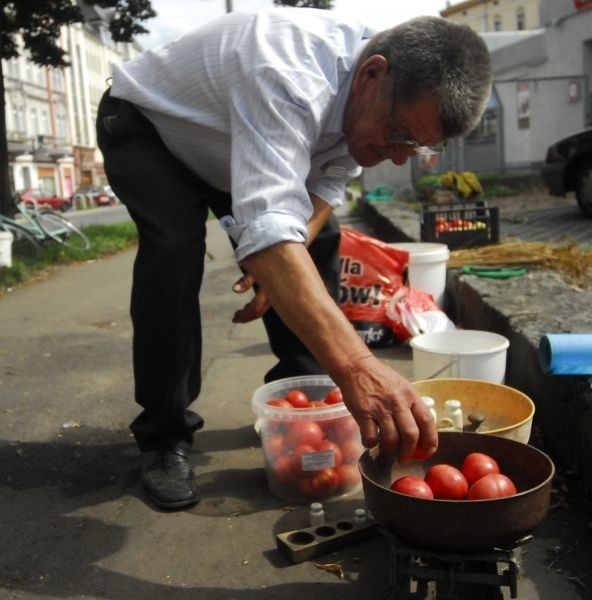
576, 160, 592, 217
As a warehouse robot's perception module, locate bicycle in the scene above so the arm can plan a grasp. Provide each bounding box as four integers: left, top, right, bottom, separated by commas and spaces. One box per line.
0, 194, 91, 261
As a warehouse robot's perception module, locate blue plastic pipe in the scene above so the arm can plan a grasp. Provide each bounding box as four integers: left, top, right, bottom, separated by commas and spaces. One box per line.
538, 334, 592, 375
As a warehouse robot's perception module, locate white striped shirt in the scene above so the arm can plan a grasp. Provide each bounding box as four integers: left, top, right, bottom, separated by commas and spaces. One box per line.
111, 8, 372, 261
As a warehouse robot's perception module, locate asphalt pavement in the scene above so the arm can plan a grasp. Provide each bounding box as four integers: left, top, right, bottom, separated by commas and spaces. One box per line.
0, 213, 590, 599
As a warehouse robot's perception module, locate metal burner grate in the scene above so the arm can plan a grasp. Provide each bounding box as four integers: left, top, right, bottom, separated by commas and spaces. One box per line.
380, 527, 532, 600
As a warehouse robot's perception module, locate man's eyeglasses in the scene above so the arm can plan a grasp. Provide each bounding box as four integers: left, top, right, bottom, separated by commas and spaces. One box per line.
386, 129, 447, 156
386, 105, 447, 156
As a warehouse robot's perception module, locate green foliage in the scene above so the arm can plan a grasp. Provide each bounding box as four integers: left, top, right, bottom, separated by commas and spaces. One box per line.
0, 221, 138, 292
1, 1, 156, 67
273, 0, 334, 9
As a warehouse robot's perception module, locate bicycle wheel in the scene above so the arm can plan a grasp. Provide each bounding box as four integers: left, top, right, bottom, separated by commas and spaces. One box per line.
36, 211, 91, 251
0, 221, 42, 261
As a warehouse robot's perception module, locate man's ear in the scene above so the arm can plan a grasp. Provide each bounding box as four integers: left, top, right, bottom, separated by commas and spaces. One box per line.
352, 54, 390, 94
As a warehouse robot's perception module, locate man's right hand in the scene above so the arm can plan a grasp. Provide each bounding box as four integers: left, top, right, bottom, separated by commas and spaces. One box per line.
336, 353, 438, 460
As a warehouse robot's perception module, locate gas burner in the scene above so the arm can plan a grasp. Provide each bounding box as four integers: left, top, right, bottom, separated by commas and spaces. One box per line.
380, 527, 533, 600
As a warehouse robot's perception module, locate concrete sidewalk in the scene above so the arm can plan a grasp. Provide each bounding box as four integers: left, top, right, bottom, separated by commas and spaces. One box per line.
0, 217, 589, 599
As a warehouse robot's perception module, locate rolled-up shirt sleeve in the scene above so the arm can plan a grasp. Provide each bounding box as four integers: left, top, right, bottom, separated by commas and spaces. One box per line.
220, 210, 308, 262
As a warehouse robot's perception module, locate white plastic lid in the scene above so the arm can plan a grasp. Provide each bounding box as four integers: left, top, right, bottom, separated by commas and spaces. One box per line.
420, 396, 436, 408
389, 242, 450, 264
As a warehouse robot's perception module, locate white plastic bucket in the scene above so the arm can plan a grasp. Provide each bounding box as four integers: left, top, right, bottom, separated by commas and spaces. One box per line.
0, 231, 13, 268
389, 242, 450, 307
410, 330, 510, 383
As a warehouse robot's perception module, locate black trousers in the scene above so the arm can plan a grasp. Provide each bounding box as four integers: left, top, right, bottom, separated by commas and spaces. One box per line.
96, 90, 341, 452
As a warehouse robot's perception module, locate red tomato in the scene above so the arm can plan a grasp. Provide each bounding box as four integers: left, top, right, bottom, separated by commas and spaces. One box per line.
340, 438, 364, 464
298, 468, 340, 498
326, 415, 359, 443
335, 464, 361, 490
411, 446, 430, 460
468, 473, 517, 500
424, 464, 469, 500
262, 434, 286, 462
285, 389, 310, 409
324, 388, 344, 405
309, 400, 327, 408
291, 443, 318, 477
462, 452, 501, 486
269, 455, 294, 485
267, 398, 292, 409
285, 421, 324, 449
317, 439, 343, 468
390, 475, 434, 499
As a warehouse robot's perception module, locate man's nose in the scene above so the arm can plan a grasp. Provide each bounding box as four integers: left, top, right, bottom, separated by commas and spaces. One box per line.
389, 146, 414, 165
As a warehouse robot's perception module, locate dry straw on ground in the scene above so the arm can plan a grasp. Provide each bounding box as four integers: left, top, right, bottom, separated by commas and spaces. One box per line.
449, 240, 592, 289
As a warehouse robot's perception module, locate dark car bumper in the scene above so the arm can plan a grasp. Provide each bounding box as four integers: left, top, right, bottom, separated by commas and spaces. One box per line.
541, 161, 567, 196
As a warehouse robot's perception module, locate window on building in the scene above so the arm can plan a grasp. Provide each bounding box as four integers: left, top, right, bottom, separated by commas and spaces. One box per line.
30, 108, 39, 135
7, 57, 19, 78
517, 10, 526, 30
57, 112, 68, 141
466, 107, 498, 142
52, 68, 64, 92
40, 110, 49, 135
38, 168, 57, 194
12, 106, 26, 132
494, 16, 502, 31
22, 166, 32, 190
11, 106, 19, 131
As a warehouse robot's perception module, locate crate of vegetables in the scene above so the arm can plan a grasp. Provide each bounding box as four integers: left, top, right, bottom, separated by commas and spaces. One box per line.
420, 201, 499, 249
251, 375, 363, 504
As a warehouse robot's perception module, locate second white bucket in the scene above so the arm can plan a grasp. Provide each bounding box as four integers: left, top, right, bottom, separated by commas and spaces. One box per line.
410, 329, 510, 383
389, 242, 450, 307
0, 231, 13, 268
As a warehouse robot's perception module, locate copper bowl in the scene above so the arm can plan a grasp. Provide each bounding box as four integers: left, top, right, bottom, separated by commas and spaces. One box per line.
412, 379, 535, 443
359, 431, 554, 551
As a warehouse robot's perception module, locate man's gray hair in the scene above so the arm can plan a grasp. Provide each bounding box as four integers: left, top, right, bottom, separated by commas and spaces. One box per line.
366, 16, 492, 137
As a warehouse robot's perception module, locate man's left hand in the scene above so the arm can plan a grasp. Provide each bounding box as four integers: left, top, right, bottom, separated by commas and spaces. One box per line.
231, 273, 270, 322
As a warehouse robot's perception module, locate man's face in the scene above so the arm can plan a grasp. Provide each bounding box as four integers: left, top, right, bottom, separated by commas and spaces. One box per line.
343, 55, 445, 168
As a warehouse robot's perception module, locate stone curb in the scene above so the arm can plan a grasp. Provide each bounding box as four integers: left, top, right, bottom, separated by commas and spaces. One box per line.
358, 198, 592, 494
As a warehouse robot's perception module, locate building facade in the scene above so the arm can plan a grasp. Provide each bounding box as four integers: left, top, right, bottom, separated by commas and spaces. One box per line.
440, 0, 542, 32
3, 5, 141, 201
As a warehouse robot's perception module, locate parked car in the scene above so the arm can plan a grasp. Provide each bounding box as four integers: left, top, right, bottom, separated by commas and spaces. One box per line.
18, 188, 72, 212
73, 185, 118, 208
541, 127, 592, 217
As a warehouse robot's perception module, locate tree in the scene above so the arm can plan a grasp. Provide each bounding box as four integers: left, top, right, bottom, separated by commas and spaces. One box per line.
273, 0, 334, 9
0, 0, 156, 216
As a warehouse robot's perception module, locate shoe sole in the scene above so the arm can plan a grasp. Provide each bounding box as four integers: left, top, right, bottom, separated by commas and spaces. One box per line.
142, 485, 200, 510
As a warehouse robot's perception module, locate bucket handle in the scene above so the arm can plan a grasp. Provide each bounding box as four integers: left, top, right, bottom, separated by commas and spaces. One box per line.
426, 357, 459, 380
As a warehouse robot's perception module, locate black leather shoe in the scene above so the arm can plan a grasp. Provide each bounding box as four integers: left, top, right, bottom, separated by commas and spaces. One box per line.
140, 446, 199, 510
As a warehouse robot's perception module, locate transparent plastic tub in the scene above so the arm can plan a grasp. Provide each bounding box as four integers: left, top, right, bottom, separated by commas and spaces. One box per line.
251, 375, 364, 504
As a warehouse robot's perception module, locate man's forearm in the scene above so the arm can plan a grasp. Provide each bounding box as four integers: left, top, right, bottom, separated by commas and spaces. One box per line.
240, 240, 371, 383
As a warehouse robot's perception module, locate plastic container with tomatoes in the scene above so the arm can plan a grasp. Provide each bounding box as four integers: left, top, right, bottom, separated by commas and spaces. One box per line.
251, 375, 364, 503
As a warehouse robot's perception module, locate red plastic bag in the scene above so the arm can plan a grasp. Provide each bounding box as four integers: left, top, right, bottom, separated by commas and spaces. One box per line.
339, 227, 408, 348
